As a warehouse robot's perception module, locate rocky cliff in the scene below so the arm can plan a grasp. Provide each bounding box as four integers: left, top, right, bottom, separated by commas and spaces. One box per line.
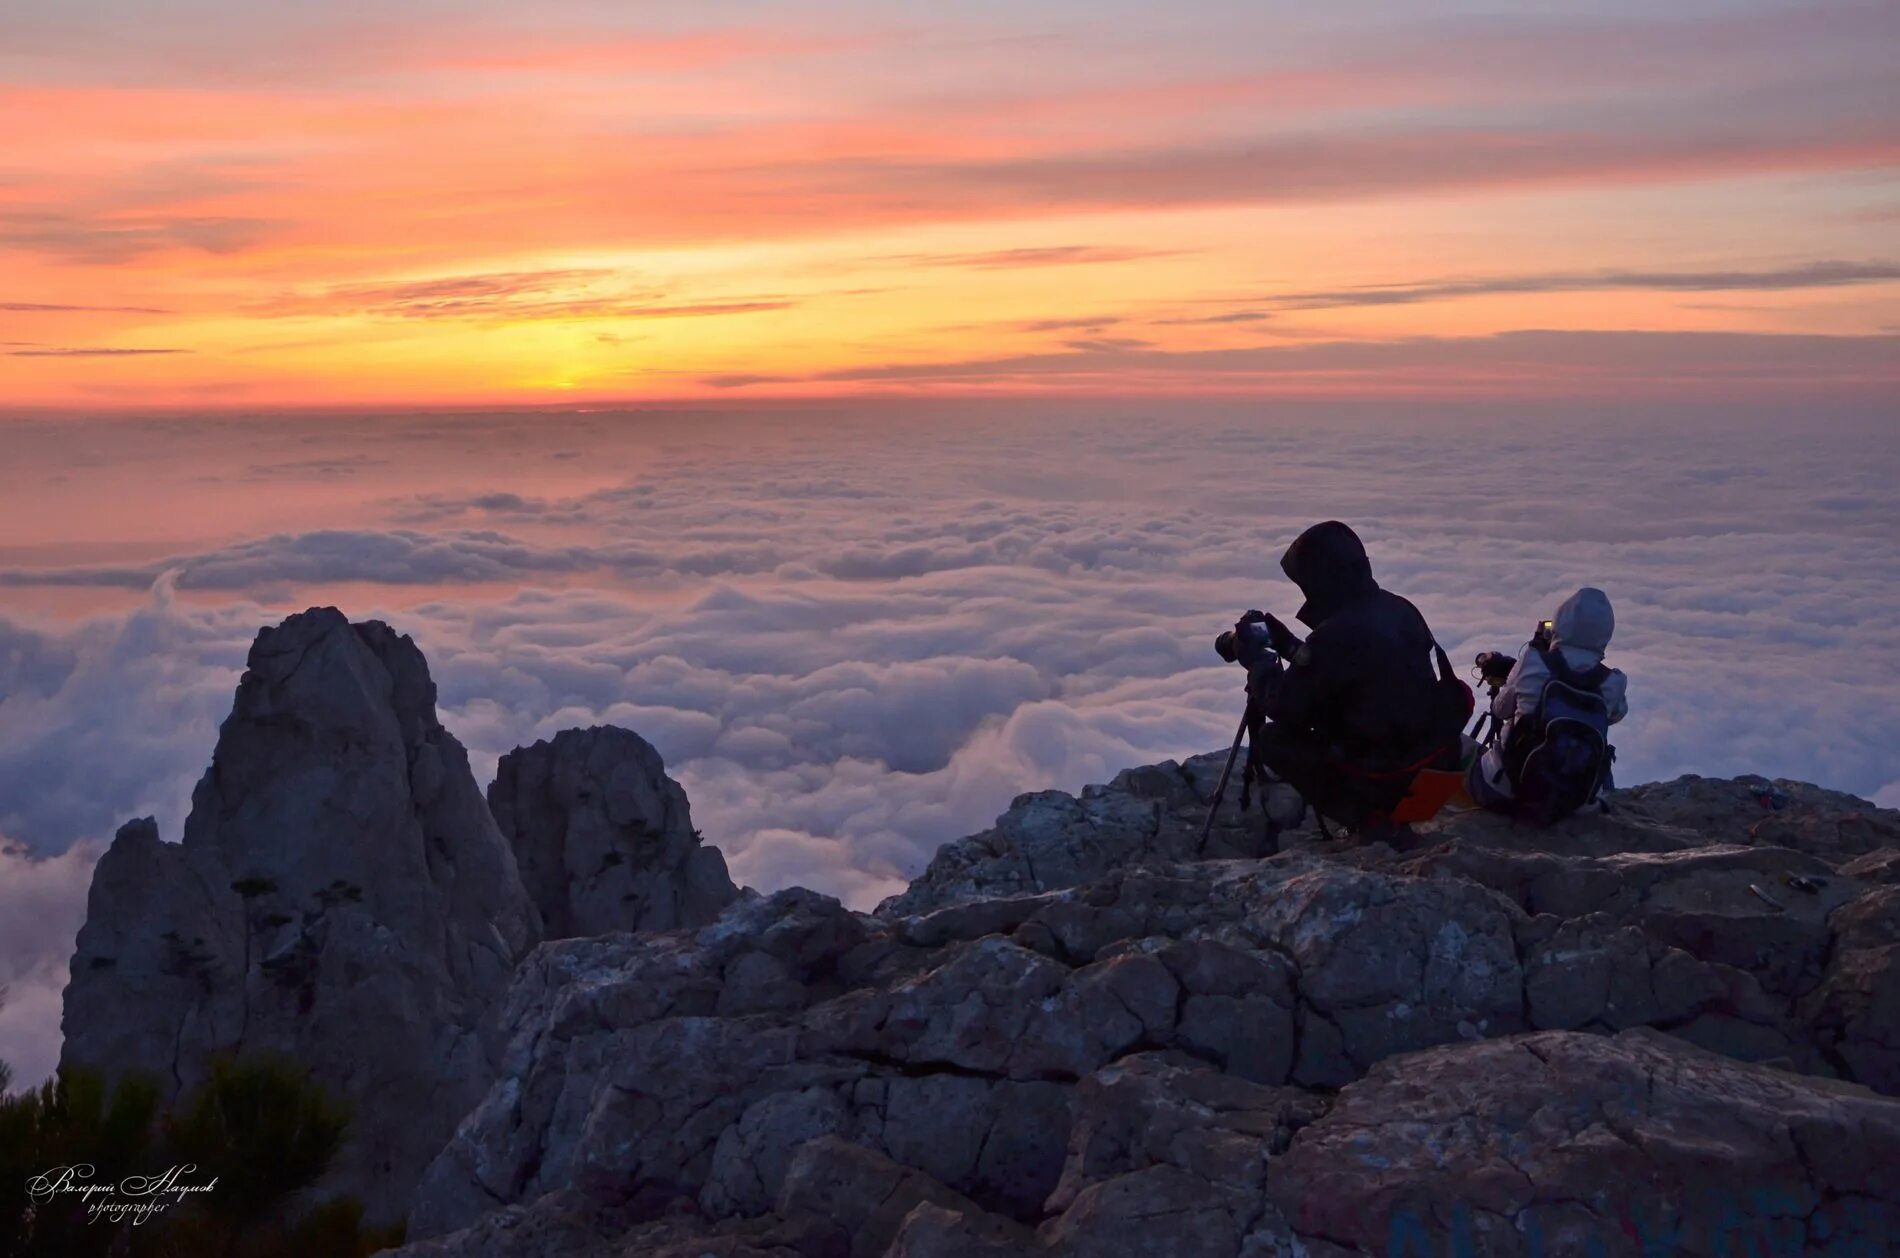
59, 610, 1900, 1254
395, 761, 1900, 1256
58, 608, 733, 1224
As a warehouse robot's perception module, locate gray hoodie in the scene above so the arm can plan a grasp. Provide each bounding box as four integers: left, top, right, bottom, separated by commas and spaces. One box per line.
1549, 586, 1617, 674
1474, 587, 1629, 800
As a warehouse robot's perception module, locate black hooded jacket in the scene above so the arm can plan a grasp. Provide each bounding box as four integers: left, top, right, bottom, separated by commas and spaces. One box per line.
1261, 521, 1446, 767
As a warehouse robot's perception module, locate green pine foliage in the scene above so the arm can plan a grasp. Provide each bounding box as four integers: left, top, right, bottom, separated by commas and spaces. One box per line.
0, 1053, 403, 1257
0, 1065, 161, 1257
164, 1054, 351, 1230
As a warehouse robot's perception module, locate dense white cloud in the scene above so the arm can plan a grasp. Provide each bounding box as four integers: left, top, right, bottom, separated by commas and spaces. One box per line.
0, 402, 1896, 1087
0, 837, 100, 1090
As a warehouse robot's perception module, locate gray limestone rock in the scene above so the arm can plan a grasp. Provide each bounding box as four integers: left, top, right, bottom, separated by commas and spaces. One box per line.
490, 725, 738, 939
878, 754, 1299, 916
885, 1200, 1038, 1258
1269, 1027, 1900, 1257
775, 1136, 985, 1258
1801, 885, 1900, 1098
403, 760, 1900, 1251
62, 607, 544, 1224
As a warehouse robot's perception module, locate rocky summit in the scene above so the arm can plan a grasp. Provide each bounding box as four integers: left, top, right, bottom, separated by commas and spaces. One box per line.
58, 608, 731, 1225
61, 610, 1900, 1255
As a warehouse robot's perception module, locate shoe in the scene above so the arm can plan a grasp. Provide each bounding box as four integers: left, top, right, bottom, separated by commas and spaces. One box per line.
1386, 824, 1427, 853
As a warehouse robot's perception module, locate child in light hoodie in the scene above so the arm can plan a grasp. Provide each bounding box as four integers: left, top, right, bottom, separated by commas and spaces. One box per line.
1468, 586, 1628, 813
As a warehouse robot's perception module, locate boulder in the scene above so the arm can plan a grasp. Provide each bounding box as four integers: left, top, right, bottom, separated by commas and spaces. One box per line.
1046, 1051, 1324, 1214
885, 1201, 1038, 1258
879, 755, 1298, 916
774, 1136, 986, 1258
1269, 1028, 1900, 1257
491, 725, 739, 939
1618, 774, 1899, 864
1801, 885, 1900, 1098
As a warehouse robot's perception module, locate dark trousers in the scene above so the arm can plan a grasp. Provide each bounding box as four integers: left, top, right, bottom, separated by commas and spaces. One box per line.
1251, 723, 1410, 831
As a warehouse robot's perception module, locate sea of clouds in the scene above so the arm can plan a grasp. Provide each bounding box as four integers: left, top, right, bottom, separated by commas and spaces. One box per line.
2, 400, 1896, 1085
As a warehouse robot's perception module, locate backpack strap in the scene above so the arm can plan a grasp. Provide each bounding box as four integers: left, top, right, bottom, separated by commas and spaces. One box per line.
1435, 642, 1475, 734
1531, 643, 1609, 692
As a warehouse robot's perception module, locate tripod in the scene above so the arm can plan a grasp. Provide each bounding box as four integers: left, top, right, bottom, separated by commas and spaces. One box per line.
1199, 709, 1253, 846
1469, 680, 1503, 748
1198, 694, 1289, 852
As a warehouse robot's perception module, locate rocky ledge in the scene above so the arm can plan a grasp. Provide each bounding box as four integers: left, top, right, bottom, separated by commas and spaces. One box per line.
59, 610, 1900, 1255
397, 765, 1900, 1255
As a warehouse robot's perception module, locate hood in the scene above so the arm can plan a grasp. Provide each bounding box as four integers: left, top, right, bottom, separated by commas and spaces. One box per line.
1553, 586, 1615, 656
1280, 520, 1379, 627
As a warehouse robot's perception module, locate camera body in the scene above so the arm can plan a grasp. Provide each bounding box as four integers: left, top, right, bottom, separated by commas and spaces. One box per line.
1474, 617, 1554, 686
1215, 619, 1277, 668
1474, 651, 1515, 685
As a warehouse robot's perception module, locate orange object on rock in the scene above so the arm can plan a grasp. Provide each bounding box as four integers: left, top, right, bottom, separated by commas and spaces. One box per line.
1388, 766, 1469, 824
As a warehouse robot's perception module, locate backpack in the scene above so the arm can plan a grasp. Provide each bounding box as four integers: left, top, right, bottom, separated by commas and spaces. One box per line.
1430, 643, 1475, 745
1501, 647, 1614, 826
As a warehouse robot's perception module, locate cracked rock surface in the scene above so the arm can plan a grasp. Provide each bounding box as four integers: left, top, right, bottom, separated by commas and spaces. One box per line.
492, 725, 739, 939
400, 753, 1900, 1255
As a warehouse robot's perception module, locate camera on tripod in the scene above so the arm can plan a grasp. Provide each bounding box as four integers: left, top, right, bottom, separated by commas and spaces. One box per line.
1473, 618, 1557, 687
1215, 609, 1299, 668
1215, 619, 1276, 668
1473, 651, 1515, 686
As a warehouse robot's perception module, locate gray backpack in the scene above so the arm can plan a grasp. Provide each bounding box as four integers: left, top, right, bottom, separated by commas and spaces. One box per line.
1502, 647, 1613, 825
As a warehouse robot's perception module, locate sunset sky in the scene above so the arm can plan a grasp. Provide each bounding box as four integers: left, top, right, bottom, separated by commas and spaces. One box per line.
3, 0, 1897, 407
4, 0, 1900, 1090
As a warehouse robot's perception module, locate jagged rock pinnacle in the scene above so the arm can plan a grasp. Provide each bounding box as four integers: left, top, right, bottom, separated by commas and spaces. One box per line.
62, 607, 542, 1223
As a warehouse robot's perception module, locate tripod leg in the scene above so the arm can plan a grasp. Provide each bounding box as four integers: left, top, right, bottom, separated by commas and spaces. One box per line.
1198, 712, 1252, 845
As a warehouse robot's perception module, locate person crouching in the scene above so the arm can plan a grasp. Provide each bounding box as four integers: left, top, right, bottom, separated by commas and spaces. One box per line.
1221, 521, 1469, 843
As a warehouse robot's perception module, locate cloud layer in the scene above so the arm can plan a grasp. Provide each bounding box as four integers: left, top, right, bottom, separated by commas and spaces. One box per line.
1, 401, 1897, 1086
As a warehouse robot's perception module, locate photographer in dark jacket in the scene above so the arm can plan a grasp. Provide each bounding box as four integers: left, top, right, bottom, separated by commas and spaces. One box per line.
1224, 521, 1463, 840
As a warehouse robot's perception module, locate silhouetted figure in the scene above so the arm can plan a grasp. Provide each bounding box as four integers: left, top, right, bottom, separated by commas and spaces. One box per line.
1221, 521, 1467, 842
